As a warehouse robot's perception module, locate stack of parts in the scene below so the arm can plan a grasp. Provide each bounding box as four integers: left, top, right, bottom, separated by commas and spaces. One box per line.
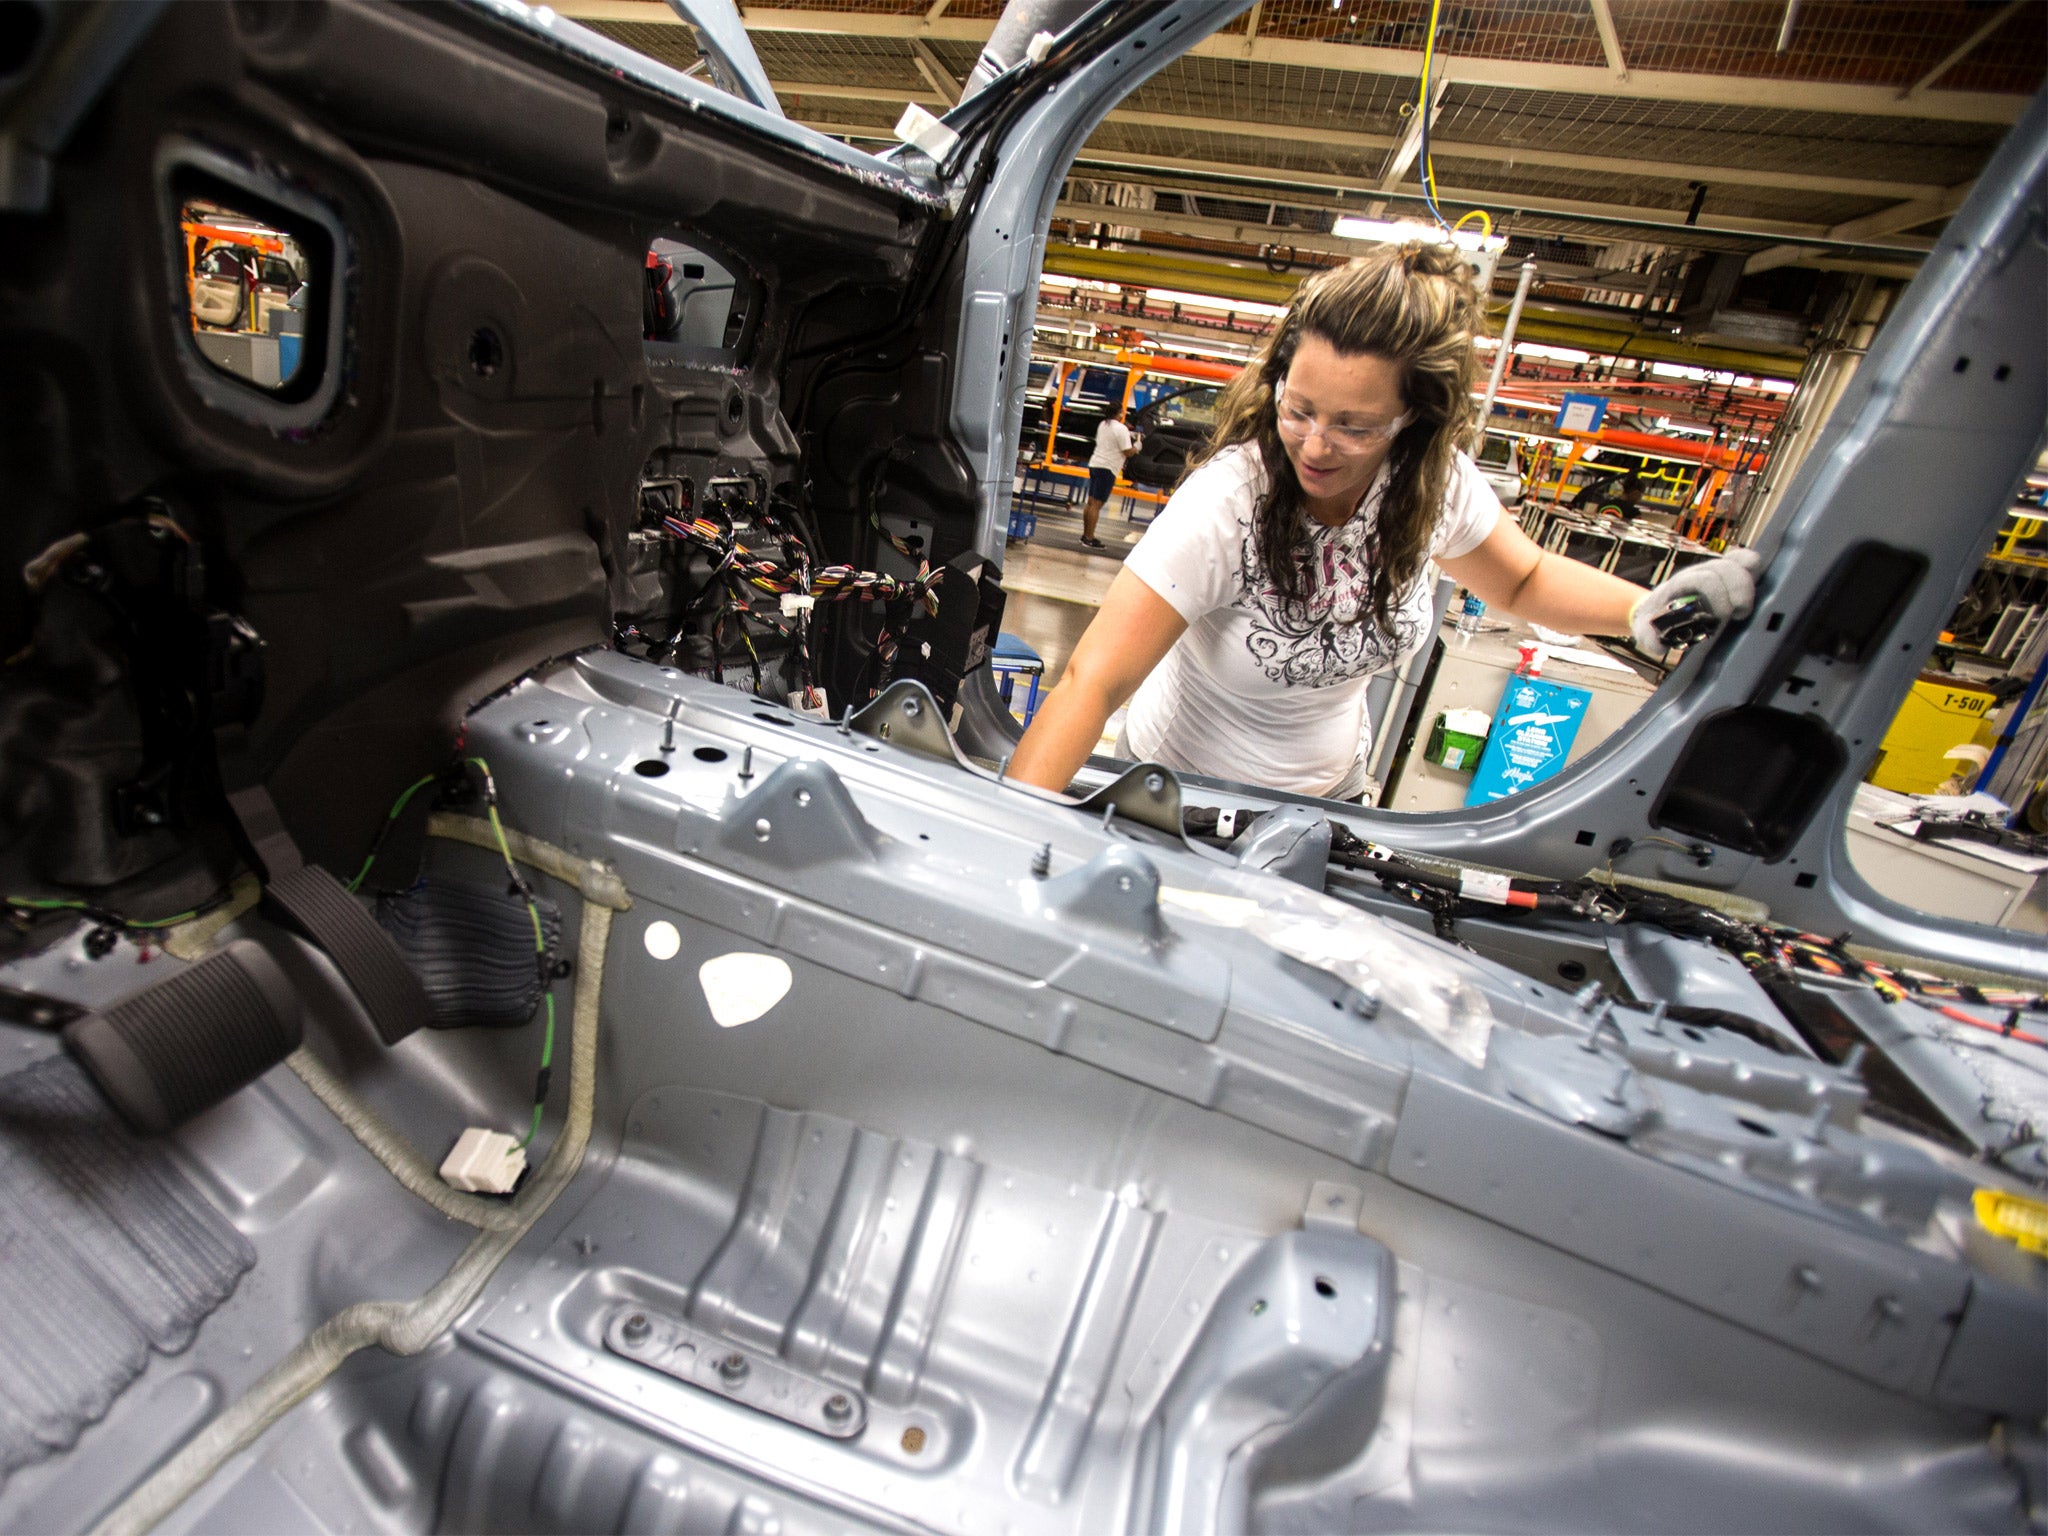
0, 1056, 254, 1485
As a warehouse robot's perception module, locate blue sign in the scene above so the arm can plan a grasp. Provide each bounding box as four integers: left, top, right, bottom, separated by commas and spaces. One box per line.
1465, 676, 1593, 806
1555, 391, 1607, 435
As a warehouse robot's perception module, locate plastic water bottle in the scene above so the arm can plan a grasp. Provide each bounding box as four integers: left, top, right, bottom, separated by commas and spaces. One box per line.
1456, 593, 1485, 635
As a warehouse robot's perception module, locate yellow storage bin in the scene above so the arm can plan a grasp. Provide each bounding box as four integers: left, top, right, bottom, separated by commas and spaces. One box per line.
1867, 675, 1997, 794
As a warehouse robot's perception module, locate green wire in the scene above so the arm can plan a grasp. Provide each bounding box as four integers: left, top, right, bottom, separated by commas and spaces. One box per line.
5, 896, 203, 930
520, 991, 555, 1150
345, 773, 440, 893
467, 756, 554, 1150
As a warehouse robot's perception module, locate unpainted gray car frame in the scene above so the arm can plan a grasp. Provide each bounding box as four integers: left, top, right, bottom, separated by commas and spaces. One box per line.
0, 2, 2043, 1533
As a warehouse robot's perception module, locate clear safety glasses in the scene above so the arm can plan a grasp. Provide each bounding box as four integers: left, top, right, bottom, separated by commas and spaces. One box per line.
1274, 386, 1412, 456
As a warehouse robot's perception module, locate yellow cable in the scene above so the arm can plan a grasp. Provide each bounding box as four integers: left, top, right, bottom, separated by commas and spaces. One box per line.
1418, 0, 1445, 219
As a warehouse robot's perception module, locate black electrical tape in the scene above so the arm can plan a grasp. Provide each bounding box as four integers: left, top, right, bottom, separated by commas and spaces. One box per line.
266, 865, 433, 1045
64, 940, 302, 1135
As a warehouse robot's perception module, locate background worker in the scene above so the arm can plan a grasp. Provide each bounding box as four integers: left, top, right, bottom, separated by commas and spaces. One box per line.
1573, 469, 1647, 522
1080, 402, 1139, 551
1008, 245, 1758, 798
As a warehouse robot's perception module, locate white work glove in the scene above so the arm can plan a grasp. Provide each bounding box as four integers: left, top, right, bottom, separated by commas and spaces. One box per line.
1629, 548, 1761, 652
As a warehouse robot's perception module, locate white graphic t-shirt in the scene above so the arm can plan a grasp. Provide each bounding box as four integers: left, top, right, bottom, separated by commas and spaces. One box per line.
1121, 442, 1501, 798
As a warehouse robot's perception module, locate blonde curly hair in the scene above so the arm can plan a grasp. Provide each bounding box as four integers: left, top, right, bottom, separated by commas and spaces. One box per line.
1197, 242, 1485, 636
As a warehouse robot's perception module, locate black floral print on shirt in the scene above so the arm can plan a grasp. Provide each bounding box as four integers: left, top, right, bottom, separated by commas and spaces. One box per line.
1236, 514, 1425, 689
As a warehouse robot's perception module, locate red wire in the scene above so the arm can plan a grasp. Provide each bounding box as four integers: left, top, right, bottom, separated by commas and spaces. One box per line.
1934, 1003, 2048, 1048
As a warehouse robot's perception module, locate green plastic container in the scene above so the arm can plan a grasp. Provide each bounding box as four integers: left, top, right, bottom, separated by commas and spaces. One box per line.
1425, 708, 1492, 772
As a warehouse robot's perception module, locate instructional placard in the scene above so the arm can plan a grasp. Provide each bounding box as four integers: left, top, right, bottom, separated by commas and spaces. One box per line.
1465, 676, 1593, 806
1555, 392, 1607, 435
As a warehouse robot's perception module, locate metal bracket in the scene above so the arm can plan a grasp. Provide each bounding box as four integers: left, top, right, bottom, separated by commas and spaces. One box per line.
848, 682, 1201, 847
1073, 763, 1184, 839
602, 1305, 867, 1440
846, 679, 975, 769
1487, 1029, 1660, 1138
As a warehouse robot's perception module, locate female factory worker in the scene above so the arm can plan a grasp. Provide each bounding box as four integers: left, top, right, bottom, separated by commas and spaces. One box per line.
1008, 243, 1758, 799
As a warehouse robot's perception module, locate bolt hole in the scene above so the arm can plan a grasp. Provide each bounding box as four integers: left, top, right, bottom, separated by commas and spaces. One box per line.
1313, 1275, 1337, 1298
1574, 829, 1596, 846
1681, 1025, 1707, 1041
605, 109, 632, 143
468, 327, 503, 377
1953, 356, 1970, 373
1736, 1116, 1777, 1138
1557, 959, 1588, 983
693, 746, 728, 763
726, 394, 745, 424
1994, 362, 2011, 381
633, 759, 670, 777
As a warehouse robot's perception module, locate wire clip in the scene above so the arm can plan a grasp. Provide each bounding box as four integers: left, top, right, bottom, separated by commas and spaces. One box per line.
441, 1128, 526, 1194
893, 102, 959, 162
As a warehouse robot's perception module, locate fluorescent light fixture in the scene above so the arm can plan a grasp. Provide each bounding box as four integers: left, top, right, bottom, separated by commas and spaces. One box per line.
1150, 337, 1253, 362
1138, 286, 1290, 318
1514, 343, 1593, 365
1331, 216, 1506, 254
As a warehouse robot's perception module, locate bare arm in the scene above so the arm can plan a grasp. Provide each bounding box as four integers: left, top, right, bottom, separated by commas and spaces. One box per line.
1007, 568, 1188, 792
1440, 514, 1643, 636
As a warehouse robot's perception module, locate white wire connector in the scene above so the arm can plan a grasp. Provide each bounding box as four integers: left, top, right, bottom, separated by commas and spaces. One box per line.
779, 593, 816, 617
1024, 29, 1056, 65
440, 1128, 527, 1194
893, 103, 960, 162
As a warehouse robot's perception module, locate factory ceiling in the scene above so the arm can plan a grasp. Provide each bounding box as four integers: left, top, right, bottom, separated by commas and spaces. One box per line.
558, 1, 2044, 361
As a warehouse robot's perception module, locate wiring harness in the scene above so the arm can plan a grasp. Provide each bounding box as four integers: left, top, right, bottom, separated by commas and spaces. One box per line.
1182, 803, 2048, 1038
620, 481, 940, 710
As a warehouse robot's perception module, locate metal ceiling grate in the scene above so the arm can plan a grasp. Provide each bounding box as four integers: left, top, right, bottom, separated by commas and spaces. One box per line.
780, 95, 903, 127
1080, 121, 1390, 181
1433, 84, 2005, 182
580, 19, 701, 71
575, 3, 2027, 259
1253, 0, 1611, 68
1608, 0, 2044, 93
1121, 55, 1417, 133
753, 31, 929, 88
1176, 0, 2043, 94
1937, 3, 2046, 93
1425, 154, 1884, 227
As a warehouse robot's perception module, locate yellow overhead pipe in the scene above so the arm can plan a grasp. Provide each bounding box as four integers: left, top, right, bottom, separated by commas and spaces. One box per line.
1039, 242, 1806, 381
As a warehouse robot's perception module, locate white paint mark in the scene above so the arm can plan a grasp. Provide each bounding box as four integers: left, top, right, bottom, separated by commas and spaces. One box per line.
643, 920, 682, 961
699, 952, 793, 1028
